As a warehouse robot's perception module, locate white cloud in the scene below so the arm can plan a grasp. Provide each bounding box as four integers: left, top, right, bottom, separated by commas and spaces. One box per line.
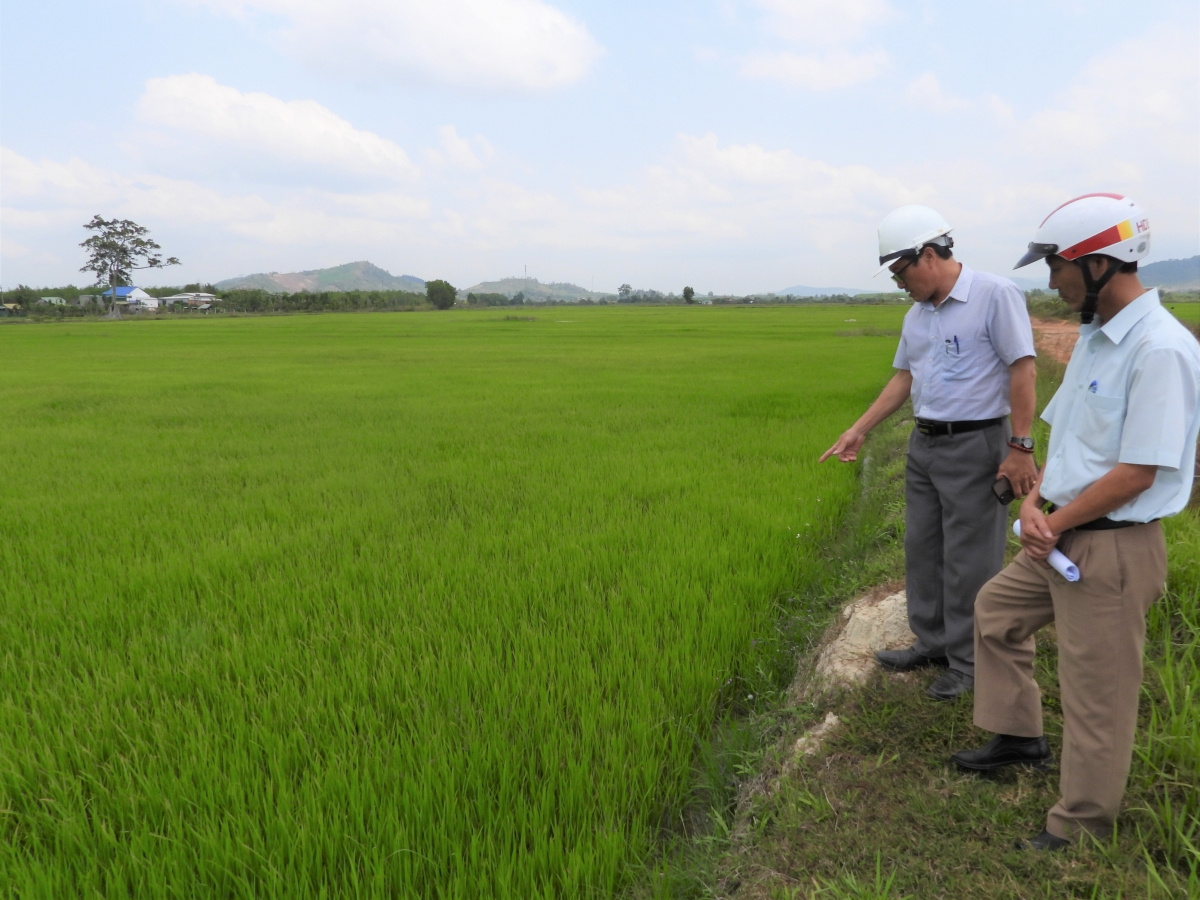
1001, 23, 1199, 259
0, 146, 433, 285
1023, 24, 1198, 167
749, 0, 895, 44
544, 133, 927, 265
185, 0, 604, 93
986, 94, 1015, 125
426, 125, 493, 171
903, 72, 970, 112
733, 0, 893, 89
138, 74, 419, 182
739, 49, 888, 90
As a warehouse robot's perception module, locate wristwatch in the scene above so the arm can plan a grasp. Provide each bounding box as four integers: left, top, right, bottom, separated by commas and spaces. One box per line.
1008, 436, 1035, 452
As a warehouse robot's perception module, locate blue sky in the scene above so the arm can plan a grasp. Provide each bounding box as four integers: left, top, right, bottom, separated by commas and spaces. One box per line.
2, 0, 1197, 293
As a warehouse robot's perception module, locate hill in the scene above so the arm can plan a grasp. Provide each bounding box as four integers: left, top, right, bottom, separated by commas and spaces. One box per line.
774, 284, 868, 297
1011, 274, 1049, 291
461, 277, 609, 302
215, 261, 424, 294
1140, 255, 1200, 290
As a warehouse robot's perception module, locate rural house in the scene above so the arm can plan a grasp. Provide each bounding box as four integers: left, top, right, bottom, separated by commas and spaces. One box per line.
100, 286, 158, 309
161, 292, 218, 307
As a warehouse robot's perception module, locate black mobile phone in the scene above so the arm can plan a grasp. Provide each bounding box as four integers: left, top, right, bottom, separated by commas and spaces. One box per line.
992, 476, 1015, 505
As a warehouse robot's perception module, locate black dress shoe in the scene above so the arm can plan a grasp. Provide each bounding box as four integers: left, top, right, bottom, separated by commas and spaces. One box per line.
951, 733, 1053, 772
875, 646, 949, 672
1015, 830, 1070, 851
926, 668, 974, 701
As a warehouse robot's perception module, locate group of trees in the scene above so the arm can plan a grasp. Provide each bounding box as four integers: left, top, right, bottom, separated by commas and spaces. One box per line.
467, 291, 526, 307
219, 289, 427, 314
615, 284, 699, 304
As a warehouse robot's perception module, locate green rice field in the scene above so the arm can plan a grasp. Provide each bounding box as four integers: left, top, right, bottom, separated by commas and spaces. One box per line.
0, 306, 906, 898
1166, 299, 1200, 327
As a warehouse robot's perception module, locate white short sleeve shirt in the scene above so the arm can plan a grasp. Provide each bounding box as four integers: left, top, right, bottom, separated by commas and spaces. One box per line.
893, 265, 1036, 421
1040, 289, 1200, 522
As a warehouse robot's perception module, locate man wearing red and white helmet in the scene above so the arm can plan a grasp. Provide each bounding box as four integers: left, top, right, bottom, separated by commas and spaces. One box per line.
951, 194, 1200, 851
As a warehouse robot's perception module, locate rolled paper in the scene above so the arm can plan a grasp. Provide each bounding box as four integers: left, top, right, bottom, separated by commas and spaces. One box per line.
1012, 519, 1080, 582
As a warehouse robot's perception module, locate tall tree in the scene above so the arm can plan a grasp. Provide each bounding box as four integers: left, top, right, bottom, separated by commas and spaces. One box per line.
79, 216, 180, 317
426, 279, 457, 310
683, 286, 695, 304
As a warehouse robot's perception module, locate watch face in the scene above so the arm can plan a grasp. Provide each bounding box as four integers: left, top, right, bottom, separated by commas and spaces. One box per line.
1011, 437, 1034, 450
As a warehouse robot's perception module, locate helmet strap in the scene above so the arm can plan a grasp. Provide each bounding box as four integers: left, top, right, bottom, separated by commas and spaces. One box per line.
1075, 256, 1120, 325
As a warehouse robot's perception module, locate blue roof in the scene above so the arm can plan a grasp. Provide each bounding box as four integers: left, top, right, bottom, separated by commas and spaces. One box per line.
100, 286, 140, 297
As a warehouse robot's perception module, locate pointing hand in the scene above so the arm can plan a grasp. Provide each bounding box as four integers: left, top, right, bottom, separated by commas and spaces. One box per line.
819, 428, 866, 463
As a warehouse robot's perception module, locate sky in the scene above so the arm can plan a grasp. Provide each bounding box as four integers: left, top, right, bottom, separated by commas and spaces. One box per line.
1, 0, 1197, 294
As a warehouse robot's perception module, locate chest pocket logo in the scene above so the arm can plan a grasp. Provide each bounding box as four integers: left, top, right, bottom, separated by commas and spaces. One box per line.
940, 337, 974, 381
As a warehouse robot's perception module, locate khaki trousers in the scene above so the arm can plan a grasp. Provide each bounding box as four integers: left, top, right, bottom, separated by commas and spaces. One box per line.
973, 522, 1167, 839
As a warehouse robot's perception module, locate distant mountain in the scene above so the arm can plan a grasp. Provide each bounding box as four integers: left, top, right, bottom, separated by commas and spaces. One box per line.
1140, 255, 1200, 290
774, 284, 869, 297
1011, 275, 1050, 291
461, 277, 608, 302
216, 261, 425, 294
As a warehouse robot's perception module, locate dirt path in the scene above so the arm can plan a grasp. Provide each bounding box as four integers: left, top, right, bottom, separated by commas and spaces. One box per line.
1031, 316, 1077, 365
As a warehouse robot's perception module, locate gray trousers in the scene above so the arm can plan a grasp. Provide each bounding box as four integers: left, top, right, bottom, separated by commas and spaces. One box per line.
905, 422, 1009, 674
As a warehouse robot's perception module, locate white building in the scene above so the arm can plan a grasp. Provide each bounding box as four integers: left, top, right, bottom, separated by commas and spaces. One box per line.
160, 292, 218, 307
101, 286, 158, 309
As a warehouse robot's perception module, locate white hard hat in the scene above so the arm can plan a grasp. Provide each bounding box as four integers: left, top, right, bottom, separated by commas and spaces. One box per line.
1014, 193, 1150, 269
877, 205, 954, 271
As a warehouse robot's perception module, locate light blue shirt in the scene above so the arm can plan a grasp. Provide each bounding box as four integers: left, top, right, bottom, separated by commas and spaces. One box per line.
893, 265, 1036, 422
1040, 289, 1200, 522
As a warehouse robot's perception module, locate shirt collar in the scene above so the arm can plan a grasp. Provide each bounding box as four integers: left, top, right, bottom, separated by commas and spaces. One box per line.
918, 263, 972, 309
1099, 288, 1160, 345
946, 264, 973, 304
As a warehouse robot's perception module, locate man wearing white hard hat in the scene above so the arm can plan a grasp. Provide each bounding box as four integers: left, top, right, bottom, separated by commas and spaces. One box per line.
951, 194, 1200, 851
821, 205, 1038, 701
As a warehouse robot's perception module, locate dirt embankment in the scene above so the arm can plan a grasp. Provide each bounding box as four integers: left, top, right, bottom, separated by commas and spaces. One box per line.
1030, 317, 1076, 365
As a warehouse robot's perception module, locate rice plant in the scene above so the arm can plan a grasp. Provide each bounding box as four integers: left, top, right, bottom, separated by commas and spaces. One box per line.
0, 305, 906, 897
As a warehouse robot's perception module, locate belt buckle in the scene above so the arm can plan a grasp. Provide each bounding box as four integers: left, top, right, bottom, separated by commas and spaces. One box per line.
917, 421, 933, 435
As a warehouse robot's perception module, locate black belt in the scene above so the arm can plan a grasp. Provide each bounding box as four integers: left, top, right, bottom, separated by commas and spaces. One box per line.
1075, 518, 1141, 531
915, 417, 1003, 436
1046, 505, 1155, 531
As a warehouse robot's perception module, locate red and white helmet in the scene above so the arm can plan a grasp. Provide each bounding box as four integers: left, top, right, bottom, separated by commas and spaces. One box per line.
1014, 193, 1150, 269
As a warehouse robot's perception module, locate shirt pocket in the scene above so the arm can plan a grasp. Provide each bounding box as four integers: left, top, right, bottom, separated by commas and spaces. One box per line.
1076, 391, 1125, 459
940, 337, 974, 381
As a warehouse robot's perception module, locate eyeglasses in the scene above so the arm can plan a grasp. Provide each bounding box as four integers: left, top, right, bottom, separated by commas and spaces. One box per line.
889, 256, 915, 285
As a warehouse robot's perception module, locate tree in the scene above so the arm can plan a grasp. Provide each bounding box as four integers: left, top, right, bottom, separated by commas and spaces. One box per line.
426, 279, 457, 310
6, 285, 41, 309
79, 216, 179, 318
683, 286, 695, 304
618, 283, 632, 300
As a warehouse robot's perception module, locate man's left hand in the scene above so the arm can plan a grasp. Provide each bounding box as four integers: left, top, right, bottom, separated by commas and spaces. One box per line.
997, 448, 1039, 497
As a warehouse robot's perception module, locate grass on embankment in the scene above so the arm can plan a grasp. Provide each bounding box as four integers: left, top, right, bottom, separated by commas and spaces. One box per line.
652, 353, 1198, 899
